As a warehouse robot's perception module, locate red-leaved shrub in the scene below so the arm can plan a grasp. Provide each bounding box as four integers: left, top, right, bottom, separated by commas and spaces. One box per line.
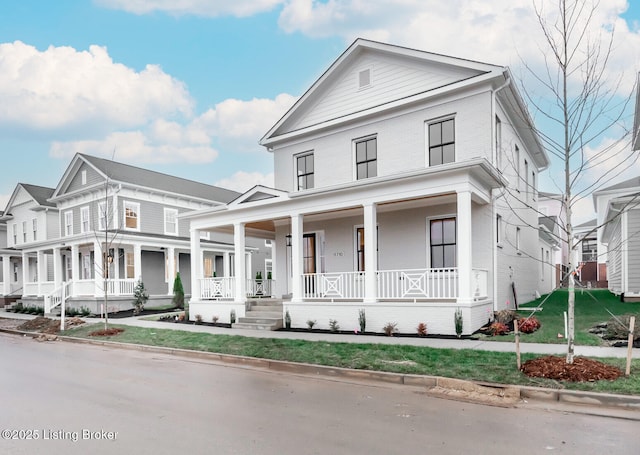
517, 317, 541, 334
488, 321, 509, 336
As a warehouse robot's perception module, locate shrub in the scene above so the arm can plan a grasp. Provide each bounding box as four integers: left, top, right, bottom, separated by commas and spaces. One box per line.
195, 314, 203, 324
306, 319, 316, 330
416, 322, 428, 337
488, 321, 509, 336
329, 319, 340, 332
454, 308, 464, 338
358, 309, 366, 332
212, 315, 219, 324
172, 272, 185, 309
230, 309, 236, 324
284, 310, 291, 329
383, 322, 398, 337
517, 316, 541, 334
12, 302, 23, 313
178, 313, 185, 322
132, 279, 149, 315
80, 306, 92, 317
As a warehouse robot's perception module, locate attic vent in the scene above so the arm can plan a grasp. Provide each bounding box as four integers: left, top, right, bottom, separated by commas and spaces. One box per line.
358, 69, 371, 88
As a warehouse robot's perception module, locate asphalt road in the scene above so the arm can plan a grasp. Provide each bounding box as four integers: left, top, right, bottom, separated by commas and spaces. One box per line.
0, 332, 638, 455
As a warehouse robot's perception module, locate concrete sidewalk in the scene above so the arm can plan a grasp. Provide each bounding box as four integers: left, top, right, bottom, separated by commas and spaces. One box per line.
2, 309, 638, 359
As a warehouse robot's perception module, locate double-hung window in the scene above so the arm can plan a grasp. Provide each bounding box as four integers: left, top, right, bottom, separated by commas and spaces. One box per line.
355, 137, 377, 180
164, 208, 178, 235
98, 202, 108, 230
430, 218, 456, 268
296, 152, 314, 190
22, 221, 27, 242
124, 201, 139, 230
64, 211, 73, 236
32, 219, 37, 241
429, 118, 455, 166
80, 206, 90, 233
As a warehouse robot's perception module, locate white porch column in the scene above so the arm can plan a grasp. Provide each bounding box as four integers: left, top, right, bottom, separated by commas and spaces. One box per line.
190, 229, 202, 301
291, 214, 303, 302
133, 244, 142, 282
233, 222, 247, 303
167, 247, 176, 295
223, 252, 230, 277
71, 244, 79, 297
363, 202, 378, 303
457, 191, 473, 303
2, 255, 11, 296
37, 250, 46, 295
53, 247, 63, 288
22, 253, 29, 295
94, 241, 103, 296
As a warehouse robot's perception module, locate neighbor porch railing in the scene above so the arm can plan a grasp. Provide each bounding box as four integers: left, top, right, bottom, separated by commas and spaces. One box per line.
102, 279, 137, 296
200, 277, 234, 299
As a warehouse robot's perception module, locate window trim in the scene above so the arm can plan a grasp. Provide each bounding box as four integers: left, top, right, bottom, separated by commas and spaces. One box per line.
354, 224, 379, 272
64, 211, 73, 237
123, 201, 140, 232
12, 224, 17, 244
353, 135, 377, 180
80, 206, 90, 234
32, 218, 37, 241
516, 227, 521, 254
496, 214, 503, 247
426, 116, 456, 167
81, 170, 87, 185
495, 115, 502, 171
426, 215, 457, 269
164, 208, 179, 236
98, 201, 108, 230
295, 151, 314, 191
515, 145, 521, 192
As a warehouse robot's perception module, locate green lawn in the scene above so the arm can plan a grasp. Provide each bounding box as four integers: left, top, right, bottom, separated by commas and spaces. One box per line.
63, 322, 640, 395
486, 289, 640, 345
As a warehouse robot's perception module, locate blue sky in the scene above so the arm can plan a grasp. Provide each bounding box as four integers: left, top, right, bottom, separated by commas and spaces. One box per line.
0, 0, 639, 223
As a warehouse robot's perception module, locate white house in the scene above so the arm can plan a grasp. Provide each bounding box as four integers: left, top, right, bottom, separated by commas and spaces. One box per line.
184, 39, 549, 335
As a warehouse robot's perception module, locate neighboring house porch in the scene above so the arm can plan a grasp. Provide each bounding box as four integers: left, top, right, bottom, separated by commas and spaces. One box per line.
0, 252, 23, 305
186, 159, 502, 335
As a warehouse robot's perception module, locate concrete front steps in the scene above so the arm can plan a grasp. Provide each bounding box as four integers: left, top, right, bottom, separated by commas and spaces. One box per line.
232, 299, 283, 331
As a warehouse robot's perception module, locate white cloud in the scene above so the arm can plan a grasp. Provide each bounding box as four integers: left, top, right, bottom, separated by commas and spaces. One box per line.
196, 93, 297, 152
215, 171, 275, 192
48, 94, 296, 163
0, 41, 192, 134
97, 0, 283, 17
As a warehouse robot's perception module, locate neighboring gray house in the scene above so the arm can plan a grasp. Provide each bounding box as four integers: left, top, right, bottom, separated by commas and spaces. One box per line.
1, 153, 272, 313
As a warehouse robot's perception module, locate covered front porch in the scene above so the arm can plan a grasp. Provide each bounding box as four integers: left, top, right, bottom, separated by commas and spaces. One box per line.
186, 161, 502, 334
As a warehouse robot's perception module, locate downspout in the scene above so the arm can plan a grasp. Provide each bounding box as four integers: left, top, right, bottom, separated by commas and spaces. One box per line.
491, 72, 511, 312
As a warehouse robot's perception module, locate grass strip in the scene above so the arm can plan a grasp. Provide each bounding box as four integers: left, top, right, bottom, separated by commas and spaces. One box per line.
64, 322, 640, 396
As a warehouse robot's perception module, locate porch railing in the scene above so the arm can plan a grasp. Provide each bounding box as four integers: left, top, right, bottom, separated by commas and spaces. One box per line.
102, 279, 137, 296
302, 272, 365, 299
378, 268, 458, 299
200, 277, 234, 299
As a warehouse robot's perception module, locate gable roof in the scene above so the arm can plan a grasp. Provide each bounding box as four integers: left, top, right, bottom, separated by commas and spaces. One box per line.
51, 153, 240, 204
2, 183, 56, 217
596, 176, 640, 194
260, 38, 504, 146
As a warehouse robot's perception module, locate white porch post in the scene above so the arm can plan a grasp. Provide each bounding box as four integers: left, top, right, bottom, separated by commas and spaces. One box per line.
133, 244, 142, 282
291, 214, 303, 302
457, 191, 473, 303
233, 222, 247, 303
167, 247, 176, 295
53, 247, 63, 289
94, 241, 103, 296
2, 255, 11, 296
190, 228, 202, 301
37, 250, 46, 295
223, 252, 230, 277
363, 202, 378, 303
71, 244, 79, 297
21, 253, 29, 295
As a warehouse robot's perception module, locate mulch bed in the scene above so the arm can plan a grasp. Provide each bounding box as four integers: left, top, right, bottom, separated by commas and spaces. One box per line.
521, 355, 623, 382
16, 316, 85, 334
106, 307, 181, 319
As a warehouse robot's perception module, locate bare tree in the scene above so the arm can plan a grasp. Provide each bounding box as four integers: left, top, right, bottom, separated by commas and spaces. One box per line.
514, 0, 637, 363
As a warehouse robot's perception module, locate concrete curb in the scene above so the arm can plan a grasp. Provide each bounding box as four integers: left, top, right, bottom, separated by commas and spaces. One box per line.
2, 326, 639, 416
